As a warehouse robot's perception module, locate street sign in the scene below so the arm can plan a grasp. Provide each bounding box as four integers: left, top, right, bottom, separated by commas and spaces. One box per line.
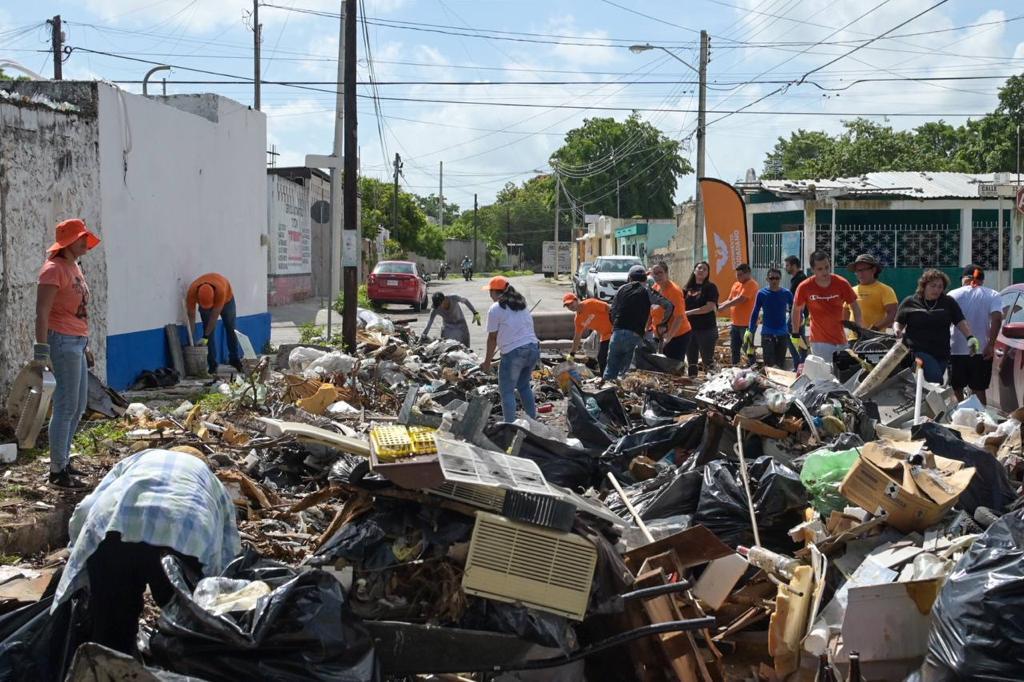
979, 183, 1018, 198
1017, 186, 1024, 214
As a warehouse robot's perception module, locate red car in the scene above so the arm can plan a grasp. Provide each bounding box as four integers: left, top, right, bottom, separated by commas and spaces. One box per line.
987, 284, 1024, 412
367, 260, 428, 311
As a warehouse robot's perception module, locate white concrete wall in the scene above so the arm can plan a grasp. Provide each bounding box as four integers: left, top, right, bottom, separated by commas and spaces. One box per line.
97, 86, 268, 335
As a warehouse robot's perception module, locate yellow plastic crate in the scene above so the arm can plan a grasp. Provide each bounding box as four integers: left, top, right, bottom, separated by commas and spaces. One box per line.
408, 426, 438, 456
370, 425, 413, 461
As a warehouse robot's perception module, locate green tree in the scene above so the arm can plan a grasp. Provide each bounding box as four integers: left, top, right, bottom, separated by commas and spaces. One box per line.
550, 113, 691, 218
762, 129, 837, 179
359, 176, 441, 257
415, 193, 460, 226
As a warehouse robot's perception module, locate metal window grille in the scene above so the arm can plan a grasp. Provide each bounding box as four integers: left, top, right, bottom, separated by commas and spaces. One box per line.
752, 231, 802, 285
814, 224, 958, 269
971, 221, 1011, 271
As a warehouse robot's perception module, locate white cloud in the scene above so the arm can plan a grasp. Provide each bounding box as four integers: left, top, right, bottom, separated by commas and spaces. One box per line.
542, 15, 621, 66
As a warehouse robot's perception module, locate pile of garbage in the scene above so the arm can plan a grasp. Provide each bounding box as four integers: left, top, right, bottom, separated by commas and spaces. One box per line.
3, 318, 1024, 681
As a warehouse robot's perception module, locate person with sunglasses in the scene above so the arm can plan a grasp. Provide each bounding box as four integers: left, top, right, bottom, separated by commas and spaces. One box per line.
744, 267, 793, 368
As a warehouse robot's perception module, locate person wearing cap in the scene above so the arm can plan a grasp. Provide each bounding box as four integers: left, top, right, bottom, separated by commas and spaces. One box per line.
420, 291, 480, 347
895, 269, 978, 384
718, 263, 760, 365
33, 218, 101, 489
792, 251, 862, 361
847, 254, 897, 331
480, 276, 541, 422
604, 264, 675, 380
948, 264, 1002, 404
563, 293, 613, 374
186, 273, 243, 376
649, 261, 691, 361
745, 267, 794, 368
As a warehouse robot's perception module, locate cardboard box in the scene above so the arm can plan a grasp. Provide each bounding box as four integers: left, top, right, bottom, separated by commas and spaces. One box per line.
838, 441, 975, 532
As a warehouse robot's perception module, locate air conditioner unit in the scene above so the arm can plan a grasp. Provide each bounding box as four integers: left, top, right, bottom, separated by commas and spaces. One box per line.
429, 481, 506, 512
462, 512, 597, 621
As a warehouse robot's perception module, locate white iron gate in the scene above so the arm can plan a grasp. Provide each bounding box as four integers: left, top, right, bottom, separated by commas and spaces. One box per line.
752, 231, 802, 286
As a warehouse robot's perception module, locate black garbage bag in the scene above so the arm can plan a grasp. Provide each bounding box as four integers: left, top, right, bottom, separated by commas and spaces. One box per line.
459, 598, 574, 652
605, 458, 705, 521
911, 421, 1017, 514
566, 384, 629, 453
602, 415, 706, 467
917, 510, 1024, 681
0, 594, 84, 682
633, 345, 685, 374
149, 552, 378, 681
487, 422, 604, 491
642, 391, 698, 427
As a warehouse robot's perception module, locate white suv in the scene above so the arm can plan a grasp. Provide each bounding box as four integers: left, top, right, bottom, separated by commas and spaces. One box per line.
586, 256, 644, 301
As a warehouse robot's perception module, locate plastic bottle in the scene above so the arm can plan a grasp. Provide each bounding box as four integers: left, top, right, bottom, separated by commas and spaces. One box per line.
802, 354, 834, 381
737, 545, 800, 581
585, 397, 601, 419
848, 651, 862, 682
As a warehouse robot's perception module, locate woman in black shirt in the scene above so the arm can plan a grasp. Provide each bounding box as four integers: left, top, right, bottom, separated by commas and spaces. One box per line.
895, 269, 978, 383
683, 261, 719, 377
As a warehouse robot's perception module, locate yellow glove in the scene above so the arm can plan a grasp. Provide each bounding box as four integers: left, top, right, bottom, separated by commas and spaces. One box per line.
742, 330, 754, 356
472, 312, 481, 326
967, 336, 980, 356
790, 333, 807, 353
198, 337, 209, 346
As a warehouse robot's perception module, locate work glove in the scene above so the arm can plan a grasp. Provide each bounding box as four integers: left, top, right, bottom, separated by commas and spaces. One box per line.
790, 333, 807, 353
742, 330, 754, 356
565, 353, 576, 362
967, 336, 980, 356
472, 312, 481, 326
31, 342, 50, 370
198, 337, 209, 346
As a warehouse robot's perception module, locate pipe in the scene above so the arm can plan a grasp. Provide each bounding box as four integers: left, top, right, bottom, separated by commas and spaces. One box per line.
913, 358, 925, 424
143, 65, 170, 95
608, 471, 654, 543
734, 424, 761, 547
851, 340, 909, 398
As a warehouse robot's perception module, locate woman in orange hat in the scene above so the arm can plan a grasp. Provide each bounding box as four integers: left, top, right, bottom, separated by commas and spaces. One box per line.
480, 276, 540, 422
34, 218, 101, 488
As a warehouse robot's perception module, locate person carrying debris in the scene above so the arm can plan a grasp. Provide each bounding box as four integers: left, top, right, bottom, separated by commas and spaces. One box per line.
421, 291, 480, 346
847, 254, 898, 331
719, 263, 760, 365
683, 261, 719, 377
186, 273, 244, 376
604, 265, 675, 380
744, 267, 793, 368
50, 448, 241, 657
784, 255, 808, 367
563, 292, 612, 374
33, 218, 101, 489
948, 264, 1002, 405
649, 261, 691, 361
792, 251, 863, 362
895, 268, 979, 384
481, 276, 541, 422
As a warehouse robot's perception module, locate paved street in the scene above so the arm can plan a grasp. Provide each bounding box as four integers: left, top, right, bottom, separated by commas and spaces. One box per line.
270, 273, 571, 356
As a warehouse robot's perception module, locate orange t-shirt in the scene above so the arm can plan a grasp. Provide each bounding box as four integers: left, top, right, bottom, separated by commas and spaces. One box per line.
650, 280, 691, 339
728, 279, 760, 326
187, 273, 234, 310
794, 274, 858, 345
38, 257, 90, 337
574, 299, 613, 342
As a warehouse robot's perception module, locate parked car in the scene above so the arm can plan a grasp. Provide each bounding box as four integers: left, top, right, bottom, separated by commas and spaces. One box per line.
586, 256, 644, 302
367, 260, 428, 311
573, 261, 592, 297
988, 284, 1024, 412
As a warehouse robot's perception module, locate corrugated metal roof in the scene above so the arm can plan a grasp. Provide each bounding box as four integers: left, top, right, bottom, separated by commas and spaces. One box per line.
759, 172, 1014, 199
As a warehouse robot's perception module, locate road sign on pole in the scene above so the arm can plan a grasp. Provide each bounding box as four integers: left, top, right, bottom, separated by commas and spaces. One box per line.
1016, 186, 1024, 214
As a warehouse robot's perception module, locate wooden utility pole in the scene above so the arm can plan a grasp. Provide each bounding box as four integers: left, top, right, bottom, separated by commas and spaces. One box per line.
473, 194, 479, 267
554, 171, 561, 278
48, 16, 63, 80
341, 0, 358, 351
694, 30, 709, 263
392, 153, 402, 232
252, 0, 261, 110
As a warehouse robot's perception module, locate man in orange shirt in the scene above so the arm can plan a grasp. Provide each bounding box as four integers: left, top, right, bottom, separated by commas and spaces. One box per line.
186, 273, 243, 375
648, 261, 691, 360
718, 263, 759, 365
792, 250, 863, 362
563, 293, 613, 374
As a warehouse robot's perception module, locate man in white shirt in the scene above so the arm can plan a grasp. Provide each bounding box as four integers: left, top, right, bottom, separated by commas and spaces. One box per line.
948, 264, 1002, 405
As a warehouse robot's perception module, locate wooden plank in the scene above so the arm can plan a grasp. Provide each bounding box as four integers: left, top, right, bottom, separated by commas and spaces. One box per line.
636, 568, 700, 682
165, 324, 186, 377
624, 525, 732, 574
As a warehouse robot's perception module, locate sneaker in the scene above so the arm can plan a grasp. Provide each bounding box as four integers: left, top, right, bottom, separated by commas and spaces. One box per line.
65, 461, 85, 476
49, 470, 85, 489
230, 359, 245, 374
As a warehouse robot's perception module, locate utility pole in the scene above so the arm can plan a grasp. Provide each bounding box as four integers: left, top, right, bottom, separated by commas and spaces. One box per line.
47, 15, 63, 80
438, 161, 444, 230
252, 0, 261, 110
554, 171, 561, 279
473, 194, 479, 268
341, 0, 358, 351
392, 152, 402, 232
694, 29, 709, 264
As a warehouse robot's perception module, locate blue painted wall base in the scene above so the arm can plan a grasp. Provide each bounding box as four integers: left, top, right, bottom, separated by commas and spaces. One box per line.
105, 312, 271, 390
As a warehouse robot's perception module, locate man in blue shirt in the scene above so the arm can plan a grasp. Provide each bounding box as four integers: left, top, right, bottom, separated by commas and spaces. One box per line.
744, 267, 794, 368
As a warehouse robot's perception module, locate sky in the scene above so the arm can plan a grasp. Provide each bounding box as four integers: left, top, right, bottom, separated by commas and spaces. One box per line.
2, 0, 1023, 214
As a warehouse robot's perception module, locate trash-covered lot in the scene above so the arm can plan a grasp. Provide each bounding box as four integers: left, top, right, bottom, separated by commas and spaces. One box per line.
3, 317, 1024, 681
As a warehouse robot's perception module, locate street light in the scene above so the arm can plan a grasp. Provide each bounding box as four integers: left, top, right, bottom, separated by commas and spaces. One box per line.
628, 34, 708, 265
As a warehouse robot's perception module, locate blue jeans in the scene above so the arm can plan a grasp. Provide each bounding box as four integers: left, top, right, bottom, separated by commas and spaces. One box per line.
913, 351, 948, 384
604, 329, 642, 380
730, 325, 753, 365
48, 331, 89, 473
498, 342, 540, 422
199, 297, 241, 373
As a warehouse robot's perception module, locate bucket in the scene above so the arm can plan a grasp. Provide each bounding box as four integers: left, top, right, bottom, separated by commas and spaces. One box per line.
183, 345, 208, 378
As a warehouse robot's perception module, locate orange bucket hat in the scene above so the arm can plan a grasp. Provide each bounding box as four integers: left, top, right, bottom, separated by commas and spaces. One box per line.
482, 275, 510, 292
47, 218, 100, 254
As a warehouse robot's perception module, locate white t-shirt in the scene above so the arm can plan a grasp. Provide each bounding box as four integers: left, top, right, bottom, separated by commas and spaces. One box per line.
486, 302, 539, 355
948, 284, 1001, 355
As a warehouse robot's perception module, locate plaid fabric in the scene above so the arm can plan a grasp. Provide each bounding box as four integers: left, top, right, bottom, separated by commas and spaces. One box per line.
52, 449, 241, 609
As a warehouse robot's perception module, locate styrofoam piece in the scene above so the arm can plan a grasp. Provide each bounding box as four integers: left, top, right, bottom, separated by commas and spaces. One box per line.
694, 554, 749, 610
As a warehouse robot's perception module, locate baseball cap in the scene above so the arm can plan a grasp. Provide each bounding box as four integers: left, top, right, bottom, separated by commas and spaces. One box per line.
849, 254, 882, 272
562, 292, 578, 306
47, 218, 100, 254
962, 264, 984, 280
735, 263, 751, 273
197, 283, 216, 308
628, 264, 647, 281
483, 275, 510, 291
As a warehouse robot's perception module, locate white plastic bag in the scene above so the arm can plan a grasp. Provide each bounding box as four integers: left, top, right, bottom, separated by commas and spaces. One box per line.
193, 577, 272, 616
306, 351, 356, 376
288, 346, 326, 372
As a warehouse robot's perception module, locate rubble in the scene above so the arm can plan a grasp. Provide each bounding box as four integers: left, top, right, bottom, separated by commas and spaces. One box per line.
2, 319, 1024, 680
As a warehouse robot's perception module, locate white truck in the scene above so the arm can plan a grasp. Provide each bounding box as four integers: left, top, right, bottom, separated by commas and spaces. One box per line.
541, 241, 572, 276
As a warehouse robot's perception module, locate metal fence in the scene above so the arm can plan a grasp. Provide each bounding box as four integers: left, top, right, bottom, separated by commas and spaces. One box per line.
971, 221, 1011, 271
751, 231, 802, 285
813, 223, 960, 269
